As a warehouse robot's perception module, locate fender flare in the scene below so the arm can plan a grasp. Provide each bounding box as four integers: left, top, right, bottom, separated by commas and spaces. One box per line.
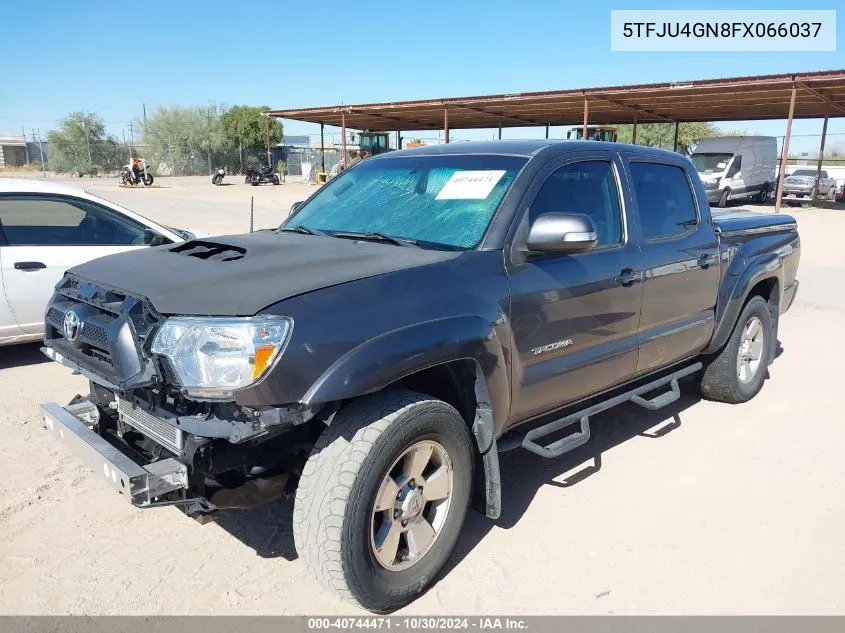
303, 316, 508, 519
707, 252, 783, 354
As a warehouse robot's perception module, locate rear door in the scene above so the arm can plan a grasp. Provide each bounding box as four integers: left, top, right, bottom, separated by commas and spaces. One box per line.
0, 194, 161, 335
507, 152, 644, 422
622, 156, 720, 375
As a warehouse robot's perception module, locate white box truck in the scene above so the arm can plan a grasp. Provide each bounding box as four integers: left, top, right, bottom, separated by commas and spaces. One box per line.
690, 136, 777, 207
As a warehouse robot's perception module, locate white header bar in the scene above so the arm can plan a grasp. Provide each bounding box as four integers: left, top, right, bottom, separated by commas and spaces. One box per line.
611, 10, 836, 51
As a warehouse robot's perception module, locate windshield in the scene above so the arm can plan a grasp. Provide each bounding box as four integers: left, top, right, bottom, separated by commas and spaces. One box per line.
690, 153, 733, 173
790, 170, 816, 177
283, 154, 527, 249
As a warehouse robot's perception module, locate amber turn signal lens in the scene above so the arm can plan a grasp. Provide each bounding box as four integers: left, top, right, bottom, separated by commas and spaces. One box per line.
252, 344, 277, 380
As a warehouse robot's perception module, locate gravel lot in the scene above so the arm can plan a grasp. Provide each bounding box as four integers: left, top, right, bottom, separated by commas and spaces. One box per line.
1, 175, 843, 615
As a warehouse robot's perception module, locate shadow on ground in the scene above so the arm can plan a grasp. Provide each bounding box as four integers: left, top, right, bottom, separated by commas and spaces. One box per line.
0, 342, 50, 369
215, 376, 708, 566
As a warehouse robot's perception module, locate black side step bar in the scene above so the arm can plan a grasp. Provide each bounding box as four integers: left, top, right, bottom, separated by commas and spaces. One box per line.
520, 362, 702, 459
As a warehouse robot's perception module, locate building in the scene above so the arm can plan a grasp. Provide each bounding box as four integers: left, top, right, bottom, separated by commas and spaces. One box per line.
0, 132, 28, 168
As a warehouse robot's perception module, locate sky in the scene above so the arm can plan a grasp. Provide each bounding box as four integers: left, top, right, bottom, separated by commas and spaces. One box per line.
3, 0, 843, 154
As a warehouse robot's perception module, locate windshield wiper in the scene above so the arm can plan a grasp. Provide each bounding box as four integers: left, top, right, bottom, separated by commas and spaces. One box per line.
333, 231, 419, 248
279, 225, 327, 237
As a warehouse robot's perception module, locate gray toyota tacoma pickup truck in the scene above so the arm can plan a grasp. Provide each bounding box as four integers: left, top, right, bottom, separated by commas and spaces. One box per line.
39, 140, 800, 612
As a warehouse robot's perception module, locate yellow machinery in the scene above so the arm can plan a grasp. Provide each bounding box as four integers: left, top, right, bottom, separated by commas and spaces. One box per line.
567, 126, 618, 142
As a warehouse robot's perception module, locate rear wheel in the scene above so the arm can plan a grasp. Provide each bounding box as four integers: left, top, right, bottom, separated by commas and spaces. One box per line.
293, 390, 474, 612
699, 295, 773, 403
756, 183, 770, 204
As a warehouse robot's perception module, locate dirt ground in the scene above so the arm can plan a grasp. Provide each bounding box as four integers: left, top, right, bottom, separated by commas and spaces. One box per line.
0, 175, 843, 615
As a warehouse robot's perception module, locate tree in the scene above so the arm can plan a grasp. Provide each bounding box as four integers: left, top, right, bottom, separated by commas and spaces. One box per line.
47, 111, 121, 175
613, 121, 726, 154
222, 105, 282, 157
138, 103, 234, 175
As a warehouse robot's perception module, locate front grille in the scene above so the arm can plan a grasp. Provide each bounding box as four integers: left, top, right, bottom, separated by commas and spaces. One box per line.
45, 275, 162, 388
118, 399, 183, 455
46, 307, 63, 328
81, 322, 108, 346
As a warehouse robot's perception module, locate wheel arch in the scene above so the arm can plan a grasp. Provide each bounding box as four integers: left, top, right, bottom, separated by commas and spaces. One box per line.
302, 317, 508, 519
707, 257, 783, 354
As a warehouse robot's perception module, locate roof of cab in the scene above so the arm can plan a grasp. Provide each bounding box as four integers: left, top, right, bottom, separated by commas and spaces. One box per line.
374, 139, 689, 160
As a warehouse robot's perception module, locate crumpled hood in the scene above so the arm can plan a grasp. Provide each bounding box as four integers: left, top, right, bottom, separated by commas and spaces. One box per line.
68, 231, 459, 316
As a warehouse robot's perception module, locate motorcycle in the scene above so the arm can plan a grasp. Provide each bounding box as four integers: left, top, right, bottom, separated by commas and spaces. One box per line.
245, 165, 280, 186
212, 168, 225, 185
120, 159, 154, 186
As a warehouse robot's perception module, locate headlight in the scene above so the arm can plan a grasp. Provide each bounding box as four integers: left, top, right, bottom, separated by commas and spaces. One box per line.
704, 177, 720, 186
151, 316, 292, 399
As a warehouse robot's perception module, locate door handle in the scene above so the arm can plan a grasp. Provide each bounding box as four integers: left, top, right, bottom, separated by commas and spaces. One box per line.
615, 268, 643, 286
14, 261, 46, 271
697, 253, 716, 268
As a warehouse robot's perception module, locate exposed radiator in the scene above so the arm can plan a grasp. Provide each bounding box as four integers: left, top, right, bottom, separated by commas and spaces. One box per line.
117, 399, 183, 455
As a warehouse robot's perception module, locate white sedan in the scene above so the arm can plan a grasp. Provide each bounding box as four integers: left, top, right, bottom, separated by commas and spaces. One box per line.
0, 178, 193, 346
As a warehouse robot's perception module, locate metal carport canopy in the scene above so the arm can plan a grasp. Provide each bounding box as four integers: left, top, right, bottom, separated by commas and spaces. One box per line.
267, 69, 845, 131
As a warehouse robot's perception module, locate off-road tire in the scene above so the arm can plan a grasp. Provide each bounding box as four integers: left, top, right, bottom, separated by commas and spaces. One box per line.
143, 174, 154, 186
293, 390, 474, 612
699, 295, 773, 403
717, 188, 730, 208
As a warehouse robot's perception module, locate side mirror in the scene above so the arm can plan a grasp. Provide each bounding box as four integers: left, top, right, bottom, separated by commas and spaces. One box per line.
526, 213, 598, 254
290, 201, 304, 214
144, 229, 168, 246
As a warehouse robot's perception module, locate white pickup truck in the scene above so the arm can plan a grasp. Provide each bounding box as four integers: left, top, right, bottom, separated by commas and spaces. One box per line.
0, 179, 192, 346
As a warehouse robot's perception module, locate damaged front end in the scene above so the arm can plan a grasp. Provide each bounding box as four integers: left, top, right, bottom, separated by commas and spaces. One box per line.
40, 275, 318, 522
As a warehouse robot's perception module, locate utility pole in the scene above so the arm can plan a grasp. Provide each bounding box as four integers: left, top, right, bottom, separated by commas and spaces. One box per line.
264, 114, 272, 167
33, 129, 45, 177
22, 126, 30, 165
143, 103, 148, 137
86, 128, 92, 162
128, 123, 135, 161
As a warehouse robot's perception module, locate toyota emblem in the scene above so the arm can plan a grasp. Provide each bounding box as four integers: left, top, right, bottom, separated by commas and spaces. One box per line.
62, 309, 82, 342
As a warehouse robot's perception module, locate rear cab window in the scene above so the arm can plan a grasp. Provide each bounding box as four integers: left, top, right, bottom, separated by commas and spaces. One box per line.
629, 162, 698, 240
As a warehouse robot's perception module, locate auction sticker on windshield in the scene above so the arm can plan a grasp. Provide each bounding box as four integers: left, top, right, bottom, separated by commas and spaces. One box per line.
435, 170, 506, 200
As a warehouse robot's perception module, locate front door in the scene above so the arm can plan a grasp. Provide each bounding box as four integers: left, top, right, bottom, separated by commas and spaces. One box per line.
0, 194, 153, 335
623, 157, 720, 375
508, 156, 643, 423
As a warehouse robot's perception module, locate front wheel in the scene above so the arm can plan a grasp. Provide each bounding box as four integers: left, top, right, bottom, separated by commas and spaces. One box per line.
699, 295, 773, 403
143, 174, 154, 186
272, 175, 280, 185
717, 188, 730, 208
294, 390, 474, 612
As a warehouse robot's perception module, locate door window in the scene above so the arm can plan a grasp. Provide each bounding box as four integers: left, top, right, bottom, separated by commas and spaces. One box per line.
629, 162, 698, 240
728, 155, 742, 177
529, 161, 623, 247
0, 196, 152, 246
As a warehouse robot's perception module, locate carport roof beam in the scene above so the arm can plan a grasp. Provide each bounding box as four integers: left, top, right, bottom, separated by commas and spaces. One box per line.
796, 82, 845, 115
267, 69, 845, 132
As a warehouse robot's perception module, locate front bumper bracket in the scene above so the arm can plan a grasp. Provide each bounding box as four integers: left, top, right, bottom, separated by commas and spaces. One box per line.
40, 401, 189, 506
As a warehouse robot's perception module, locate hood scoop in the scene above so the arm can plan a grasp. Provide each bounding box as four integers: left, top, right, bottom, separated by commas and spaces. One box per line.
170, 240, 246, 262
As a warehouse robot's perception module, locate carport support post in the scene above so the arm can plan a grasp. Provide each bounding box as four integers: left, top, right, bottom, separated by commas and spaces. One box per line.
672, 121, 679, 152
341, 111, 347, 167
498, 122, 502, 140
545, 124, 549, 139
320, 123, 326, 173
444, 108, 450, 144
775, 82, 798, 214
812, 114, 829, 201
582, 96, 589, 140
632, 114, 638, 145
